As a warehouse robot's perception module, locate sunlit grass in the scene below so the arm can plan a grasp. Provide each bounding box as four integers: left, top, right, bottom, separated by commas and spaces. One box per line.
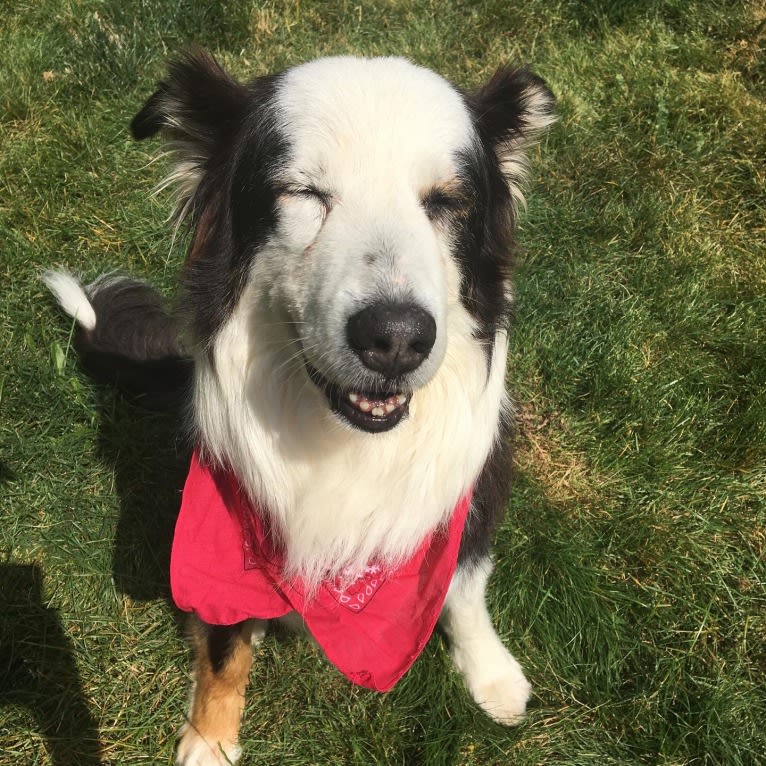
2, 1, 764, 763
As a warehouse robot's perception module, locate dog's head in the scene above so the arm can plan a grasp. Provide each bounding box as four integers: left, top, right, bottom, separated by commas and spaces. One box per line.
132, 52, 554, 434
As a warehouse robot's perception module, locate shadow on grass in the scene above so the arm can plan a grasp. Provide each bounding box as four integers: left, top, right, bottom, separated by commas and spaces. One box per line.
0, 563, 102, 765
94, 391, 190, 602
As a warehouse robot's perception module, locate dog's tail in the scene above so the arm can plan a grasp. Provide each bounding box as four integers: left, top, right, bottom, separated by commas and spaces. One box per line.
43, 271, 193, 407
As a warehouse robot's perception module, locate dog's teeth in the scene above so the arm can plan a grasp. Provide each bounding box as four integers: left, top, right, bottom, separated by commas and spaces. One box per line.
346, 389, 407, 416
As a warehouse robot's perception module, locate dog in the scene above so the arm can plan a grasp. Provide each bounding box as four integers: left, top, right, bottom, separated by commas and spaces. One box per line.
45, 50, 555, 765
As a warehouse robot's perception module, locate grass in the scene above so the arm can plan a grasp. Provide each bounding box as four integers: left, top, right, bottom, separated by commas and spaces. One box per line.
1, 0, 765, 763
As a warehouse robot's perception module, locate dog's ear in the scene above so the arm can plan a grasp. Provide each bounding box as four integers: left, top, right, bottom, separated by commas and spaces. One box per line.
130, 49, 251, 223
467, 67, 556, 206
131, 49, 248, 144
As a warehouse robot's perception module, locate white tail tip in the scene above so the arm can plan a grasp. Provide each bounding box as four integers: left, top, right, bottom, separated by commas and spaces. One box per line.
42, 270, 97, 331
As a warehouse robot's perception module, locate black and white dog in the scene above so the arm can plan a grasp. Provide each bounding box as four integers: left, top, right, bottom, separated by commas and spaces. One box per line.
46, 51, 554, 765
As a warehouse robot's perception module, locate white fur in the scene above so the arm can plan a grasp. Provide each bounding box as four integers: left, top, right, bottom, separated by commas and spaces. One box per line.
176, 727, 241, 766
271, 57, 478, 390
441, 559, 531, 724
195, 303, 508, 586
153, 147, 207, 227
192, 57, 510, 586
42, 270, 97, 331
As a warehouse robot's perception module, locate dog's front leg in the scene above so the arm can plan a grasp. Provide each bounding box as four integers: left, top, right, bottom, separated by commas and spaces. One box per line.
176, 617, 267, 765
440, 558, 531, 725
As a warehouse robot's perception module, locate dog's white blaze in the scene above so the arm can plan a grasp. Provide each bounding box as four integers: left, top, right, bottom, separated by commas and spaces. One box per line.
277, 57, 473, 180
268, 57, 477, 388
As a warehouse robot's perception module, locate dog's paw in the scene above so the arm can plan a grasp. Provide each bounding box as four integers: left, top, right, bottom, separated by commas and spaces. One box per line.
176, 724, 241, 766
452, 639, 531, 726
467, 665, 531, 726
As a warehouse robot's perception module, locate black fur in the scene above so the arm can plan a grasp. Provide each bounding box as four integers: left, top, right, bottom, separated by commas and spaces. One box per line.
76, 278, 192, 408
453, 145, 515, 360
130, 49, 249, 144
181, 86, 287, 348
458, 408, 515, 568
206, 623, 243, 675
467, 66, 555, 153
453, 72, 555, 559
455, 67, 555, 358
132, 52, 287, 349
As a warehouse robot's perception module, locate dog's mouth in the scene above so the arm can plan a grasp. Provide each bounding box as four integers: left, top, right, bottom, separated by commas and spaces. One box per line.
306, 364, 410, 433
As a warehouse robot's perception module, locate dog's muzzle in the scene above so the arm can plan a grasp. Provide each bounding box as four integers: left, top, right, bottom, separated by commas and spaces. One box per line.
307, 301, 436, 433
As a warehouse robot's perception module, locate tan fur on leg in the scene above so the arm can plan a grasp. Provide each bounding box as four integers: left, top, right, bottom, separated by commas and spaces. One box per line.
176, 617, 264, 766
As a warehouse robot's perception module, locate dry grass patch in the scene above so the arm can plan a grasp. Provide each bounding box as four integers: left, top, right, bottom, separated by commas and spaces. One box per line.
514, 400, 612, 517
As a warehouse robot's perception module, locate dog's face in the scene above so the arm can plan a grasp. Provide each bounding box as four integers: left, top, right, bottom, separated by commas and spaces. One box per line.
132, 53, 554, 434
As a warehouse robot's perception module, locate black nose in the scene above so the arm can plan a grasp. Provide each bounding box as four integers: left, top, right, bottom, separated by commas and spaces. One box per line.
346, 302, 437, 378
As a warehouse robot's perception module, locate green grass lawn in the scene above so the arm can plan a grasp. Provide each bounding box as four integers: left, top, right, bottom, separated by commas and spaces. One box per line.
2, 1, 765, 763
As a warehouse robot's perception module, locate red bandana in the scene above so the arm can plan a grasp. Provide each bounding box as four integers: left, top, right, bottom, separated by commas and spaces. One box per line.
171, 451, 471, 691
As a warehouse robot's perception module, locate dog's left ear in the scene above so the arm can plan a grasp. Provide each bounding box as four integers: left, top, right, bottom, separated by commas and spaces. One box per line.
130, 48, 248, 144
467, 67, 556, 206
129, 49, 252, 224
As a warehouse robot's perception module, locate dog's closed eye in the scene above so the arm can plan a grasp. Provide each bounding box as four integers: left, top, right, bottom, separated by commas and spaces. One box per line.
421, 186, 468, 221
275, 186, 333, 247
282, 185, 334, 213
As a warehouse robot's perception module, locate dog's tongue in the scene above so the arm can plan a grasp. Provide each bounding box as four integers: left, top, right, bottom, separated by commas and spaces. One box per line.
347, 392, 408, 417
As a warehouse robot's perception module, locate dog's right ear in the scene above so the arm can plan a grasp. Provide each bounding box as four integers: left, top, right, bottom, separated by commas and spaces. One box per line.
131, 49, 248, 147
130, 50, 250, 223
